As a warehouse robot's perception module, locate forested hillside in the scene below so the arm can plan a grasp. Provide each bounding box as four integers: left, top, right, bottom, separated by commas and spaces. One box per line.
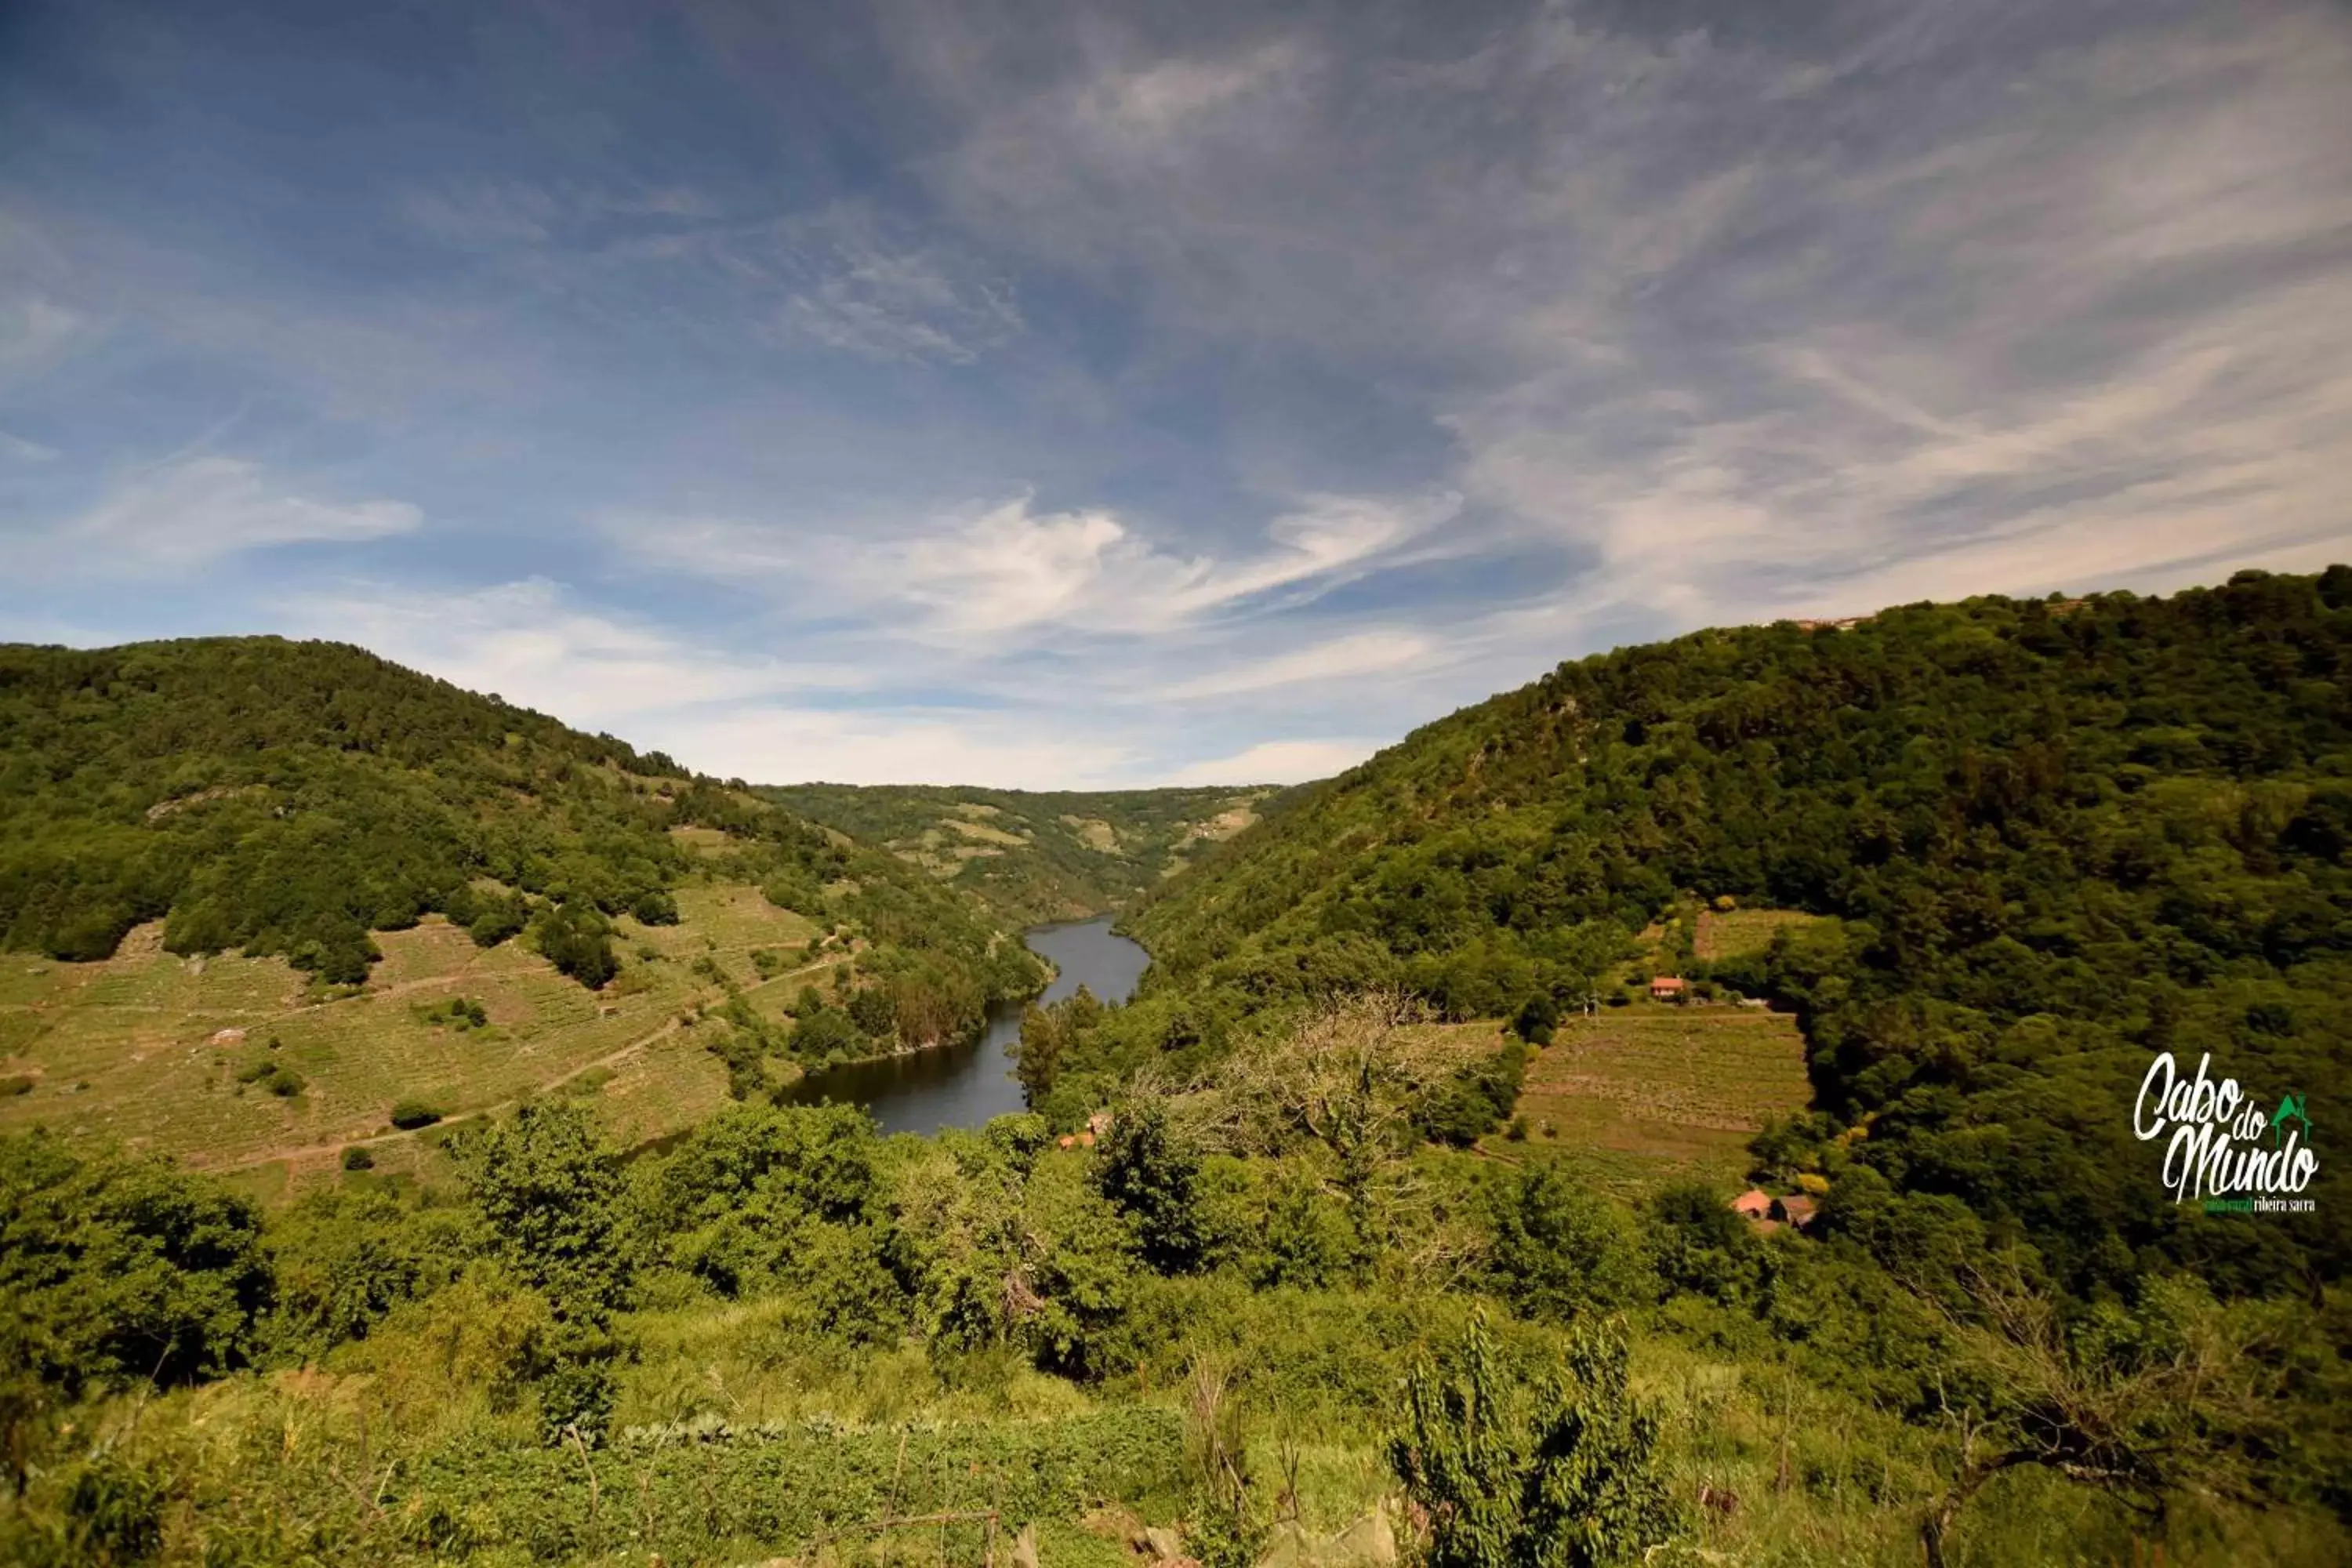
0, 637, 1038, 1030
760, 782, 1279, 926
1127, 568, 2352, 1298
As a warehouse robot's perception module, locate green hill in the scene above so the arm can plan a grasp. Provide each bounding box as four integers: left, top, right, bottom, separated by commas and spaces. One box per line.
760, 782, 1280, 926
1126, 568, 2352, 1297
0, 638, 1041, 1176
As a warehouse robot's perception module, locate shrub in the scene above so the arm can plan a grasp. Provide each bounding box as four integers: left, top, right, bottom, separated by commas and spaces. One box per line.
1391, 1315, 1678, 1568
61, 1454, 169, 1564
1414, 1043, 1526, 1147
263, 1065, 305, 1098
788, 1006, 865, 1064
389, 1099, 443, 1131
533, 901, 618, 989
1489, 1163, 1650, 1319
630, 889, 680, 926
0, 1134, 274, 1405
425, 997, 489, 1030
468, 896, 528, 948
341, 1146, 375, 1171
537, 1356, 619, 1446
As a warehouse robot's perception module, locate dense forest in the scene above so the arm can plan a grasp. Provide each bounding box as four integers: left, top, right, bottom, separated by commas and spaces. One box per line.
760, 783, 1280, 927
1103, 570, 2352, 1301
0, 637, 1039, 1031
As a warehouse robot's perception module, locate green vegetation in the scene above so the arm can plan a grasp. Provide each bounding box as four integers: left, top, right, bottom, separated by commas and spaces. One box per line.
0, 637, 1045, 1181
1131, 568, 2352, 1298
1, 572, 2347, 1565
2, 1020, 2338, 1565
0, 637, 1037, 1014
761, 782, 1281, 925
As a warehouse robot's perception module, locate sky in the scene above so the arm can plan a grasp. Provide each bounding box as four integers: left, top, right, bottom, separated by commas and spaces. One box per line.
3, 0, 2350, 789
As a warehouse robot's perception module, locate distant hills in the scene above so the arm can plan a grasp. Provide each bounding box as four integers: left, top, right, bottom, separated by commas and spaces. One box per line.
761, 782, 1282, 927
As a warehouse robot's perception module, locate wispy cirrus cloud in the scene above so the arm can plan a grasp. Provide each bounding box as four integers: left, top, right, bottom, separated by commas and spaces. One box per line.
607, 488, 1457, 645
1156, 629, 1435, 701
289, 578, 869, 727
5, 456, 421, 575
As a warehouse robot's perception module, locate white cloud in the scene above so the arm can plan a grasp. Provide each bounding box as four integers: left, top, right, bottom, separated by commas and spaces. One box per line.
0, 292, 87, 379
606, 487, 1456, 648
836, 488, 1456, 642
20, 456, 421, 571
645, 706, 1142, 790
1165, 738, 1377, 787
401, 183, 560, 249
285, 577, 1156, 788
292, 579, 861, 731
1157, 630, 1435, 700
772, 222, 1023, 365
0, 430, 58, 463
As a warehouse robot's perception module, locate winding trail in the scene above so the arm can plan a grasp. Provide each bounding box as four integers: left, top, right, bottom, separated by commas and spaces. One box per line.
191, 951, 854, 1174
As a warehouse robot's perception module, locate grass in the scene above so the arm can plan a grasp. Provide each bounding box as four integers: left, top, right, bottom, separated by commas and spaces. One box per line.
24, 1279, 2336, 1568
1491, 1002, 1814, 1195
0, 883, 840, 1196
1695, 907, 1824, 961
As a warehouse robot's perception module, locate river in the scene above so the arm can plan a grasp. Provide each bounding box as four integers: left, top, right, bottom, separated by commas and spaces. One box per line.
778, 915, 1149, 1136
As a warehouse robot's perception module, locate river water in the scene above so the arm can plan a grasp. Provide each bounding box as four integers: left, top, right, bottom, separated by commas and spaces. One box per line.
779, 916, 1149, 1136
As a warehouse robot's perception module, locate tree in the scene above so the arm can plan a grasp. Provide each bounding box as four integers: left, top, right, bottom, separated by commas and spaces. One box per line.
532, 901, 617, 989
0, 1134, 273, 1488
1915, 1265, 2278, 1568
1488, 1164, 1650, 1319
1389, 1314, 1678, 1568
1094, 1098, 1205, 1273
461, 1101, 629, 1327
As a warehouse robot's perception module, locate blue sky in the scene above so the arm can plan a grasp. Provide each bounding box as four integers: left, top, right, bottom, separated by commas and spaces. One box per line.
3, 0, 2350, 787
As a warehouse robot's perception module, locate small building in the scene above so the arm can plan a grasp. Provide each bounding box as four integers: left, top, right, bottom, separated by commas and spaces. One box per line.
1771, 1194, 1819, 1232
1730, 1189, 1773, 1221
1649, 975, 1687, 1001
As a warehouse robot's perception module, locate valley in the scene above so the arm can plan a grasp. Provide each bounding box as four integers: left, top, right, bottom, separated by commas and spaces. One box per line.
761, 782, 1283, 926
2, 571, 2348, 1568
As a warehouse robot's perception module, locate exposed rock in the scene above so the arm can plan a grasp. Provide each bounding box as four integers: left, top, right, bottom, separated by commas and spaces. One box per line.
1012, 1523, 1040, 1568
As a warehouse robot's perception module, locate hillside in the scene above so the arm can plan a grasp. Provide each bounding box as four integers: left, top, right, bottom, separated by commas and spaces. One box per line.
0, 639, 1043, 1180
760, 782, 1280, 926
1127, 568, 2352, 1297
2, 604, 2347, 1568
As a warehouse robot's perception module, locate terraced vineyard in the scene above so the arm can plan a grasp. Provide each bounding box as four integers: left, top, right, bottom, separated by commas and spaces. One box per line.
762, 782, 1281, 925
1491, 1003, 1814, 1193
0, 883, 840, 1192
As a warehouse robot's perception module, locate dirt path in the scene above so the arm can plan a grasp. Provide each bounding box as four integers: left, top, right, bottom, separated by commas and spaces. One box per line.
195, 952, 854, 1174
